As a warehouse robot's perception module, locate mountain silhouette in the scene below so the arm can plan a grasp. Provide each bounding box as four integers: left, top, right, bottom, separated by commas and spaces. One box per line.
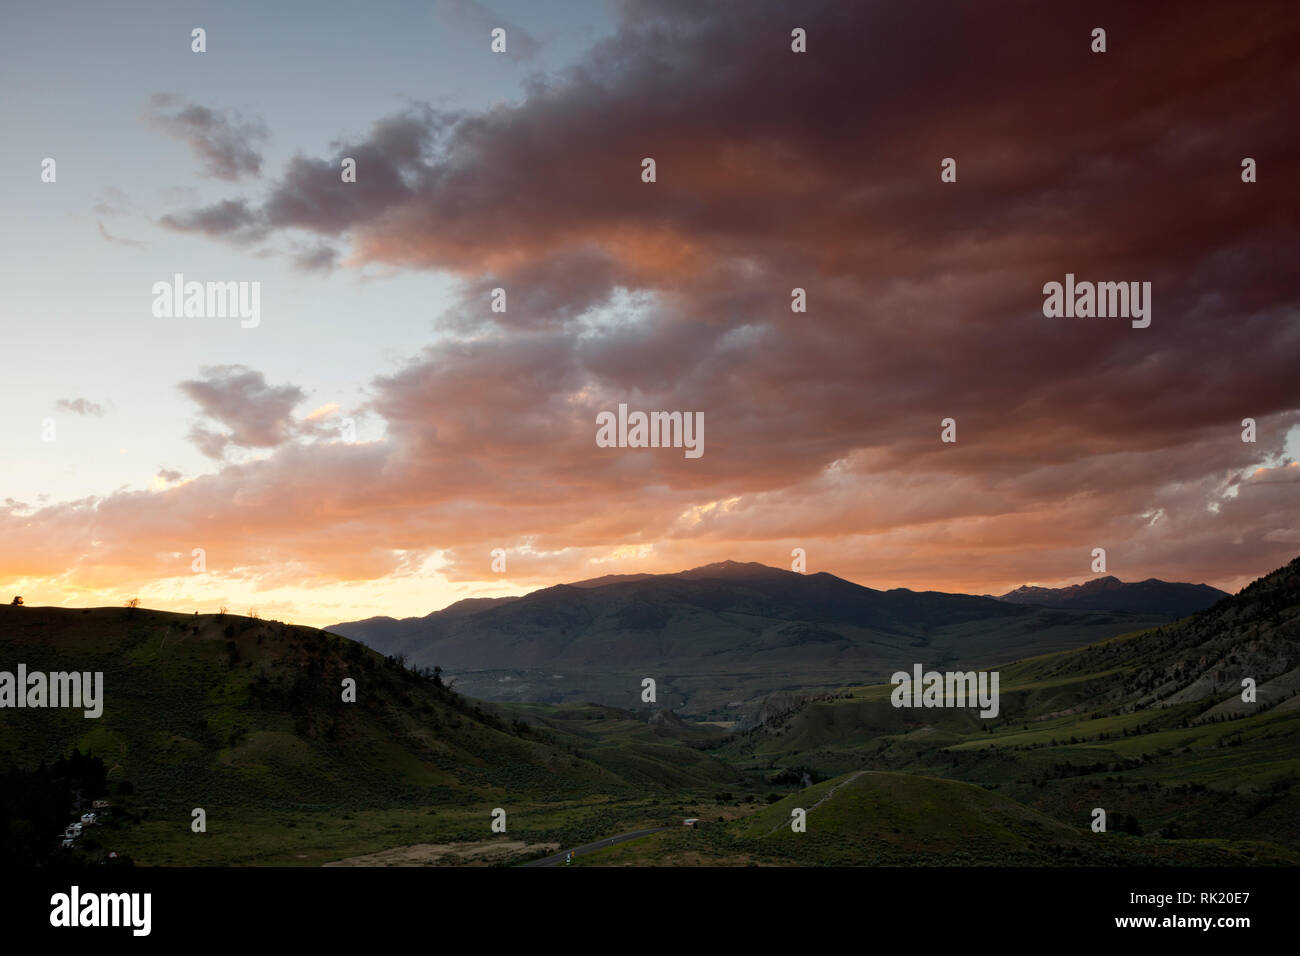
328, 561, 1196, 716
995, 575, 1227, 617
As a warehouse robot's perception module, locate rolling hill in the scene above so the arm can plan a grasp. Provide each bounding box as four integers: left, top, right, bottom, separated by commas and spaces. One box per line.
0, 605, 735, 865
569, 770, 1295, 866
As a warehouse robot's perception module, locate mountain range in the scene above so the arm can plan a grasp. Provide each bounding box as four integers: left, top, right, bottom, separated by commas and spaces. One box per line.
328, 562, 1227, 717
994, 575, 1228, 616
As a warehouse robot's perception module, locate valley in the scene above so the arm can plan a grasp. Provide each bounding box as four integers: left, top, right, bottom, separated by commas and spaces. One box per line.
1, 556, 1294, 867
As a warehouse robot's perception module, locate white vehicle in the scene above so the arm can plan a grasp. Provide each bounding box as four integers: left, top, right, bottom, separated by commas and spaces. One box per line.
61, 837, 75, 849
80, 812, 97, 825
65, 823, 83, 838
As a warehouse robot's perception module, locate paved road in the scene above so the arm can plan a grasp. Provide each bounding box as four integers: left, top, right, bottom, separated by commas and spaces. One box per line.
520, 826, 669, 867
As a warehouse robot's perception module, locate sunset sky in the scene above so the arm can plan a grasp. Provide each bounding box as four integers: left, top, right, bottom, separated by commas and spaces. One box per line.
2, 0, 1298, 627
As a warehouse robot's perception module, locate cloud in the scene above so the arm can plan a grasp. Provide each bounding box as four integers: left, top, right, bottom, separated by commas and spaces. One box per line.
434, 0, 541, 61
158, 198, 265, 242
156, 108, 452, 247
55, 399, 105, 417
178, 366, 310, 459
96, 220, 146, 249
92, 186, 134, 218
304, 403, 340, 422
292, 243, 341, 273
145, 94, 268, 180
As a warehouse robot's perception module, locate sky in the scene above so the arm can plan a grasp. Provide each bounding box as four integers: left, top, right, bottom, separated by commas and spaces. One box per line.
1, 0, 1298, 627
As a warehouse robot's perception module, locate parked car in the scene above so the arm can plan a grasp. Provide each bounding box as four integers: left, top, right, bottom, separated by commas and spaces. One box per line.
65, 823, 83, 838
80, 812, 97, 825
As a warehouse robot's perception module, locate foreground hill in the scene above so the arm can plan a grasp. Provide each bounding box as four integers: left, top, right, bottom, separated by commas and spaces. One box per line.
329, 561, 1175, 717
995, 575, 1228, 617
570, 771, 1294, 866
0, 605, 735, 864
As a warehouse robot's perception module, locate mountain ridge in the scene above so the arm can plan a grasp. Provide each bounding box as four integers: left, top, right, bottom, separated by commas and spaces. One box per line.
325, 561, 1216, 716
994, 574, 1228, 616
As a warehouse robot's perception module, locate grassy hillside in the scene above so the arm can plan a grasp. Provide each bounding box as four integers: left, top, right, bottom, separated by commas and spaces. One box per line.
712, 556, 1300, 857
500, 702, 741, 790
0, 605, 732, 865
572, 771, 1296, 866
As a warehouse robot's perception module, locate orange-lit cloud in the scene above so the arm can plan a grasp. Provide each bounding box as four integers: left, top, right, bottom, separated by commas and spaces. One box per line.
4, 0, 1300, 625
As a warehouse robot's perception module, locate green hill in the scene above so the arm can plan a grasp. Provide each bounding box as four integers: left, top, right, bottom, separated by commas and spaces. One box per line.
0, 605, 732, 865
713, 556, 1300, 858
573, 770, 1296, 866
498, 702, 742, 790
